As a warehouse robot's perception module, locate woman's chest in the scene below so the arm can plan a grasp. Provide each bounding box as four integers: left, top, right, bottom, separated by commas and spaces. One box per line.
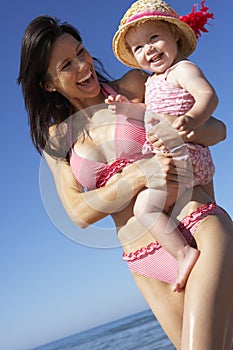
70, 110, 146, 190
73, 110, 146, 163
73, 109, 116, 163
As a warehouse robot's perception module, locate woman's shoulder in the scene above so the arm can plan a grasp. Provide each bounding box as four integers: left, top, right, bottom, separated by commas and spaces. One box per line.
110, 69, 149, 103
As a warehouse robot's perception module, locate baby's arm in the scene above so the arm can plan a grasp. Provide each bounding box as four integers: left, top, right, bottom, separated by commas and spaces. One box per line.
105, 94, 146, 121
172, 61, 219, 138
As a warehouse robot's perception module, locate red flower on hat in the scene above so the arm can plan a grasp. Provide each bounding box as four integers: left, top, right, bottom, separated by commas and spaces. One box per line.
180, 0, 214, 38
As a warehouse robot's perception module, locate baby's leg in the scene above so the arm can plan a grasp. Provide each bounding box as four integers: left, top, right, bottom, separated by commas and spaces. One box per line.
134, 188, 200, 291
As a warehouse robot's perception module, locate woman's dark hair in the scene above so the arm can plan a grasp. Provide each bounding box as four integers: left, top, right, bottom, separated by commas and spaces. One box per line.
17, 15, 111, 158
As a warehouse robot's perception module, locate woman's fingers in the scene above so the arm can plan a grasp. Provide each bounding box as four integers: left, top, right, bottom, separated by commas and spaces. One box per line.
135, 149, 194, 191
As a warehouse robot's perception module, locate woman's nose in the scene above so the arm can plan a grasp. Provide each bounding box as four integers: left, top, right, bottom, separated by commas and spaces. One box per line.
73, 57, 87, 71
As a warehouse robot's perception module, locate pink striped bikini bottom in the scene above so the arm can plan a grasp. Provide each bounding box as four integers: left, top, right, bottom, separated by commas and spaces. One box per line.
122, 202, 227, 284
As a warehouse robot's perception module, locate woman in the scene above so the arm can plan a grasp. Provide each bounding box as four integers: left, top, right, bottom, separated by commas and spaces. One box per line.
17, 15, 233, 350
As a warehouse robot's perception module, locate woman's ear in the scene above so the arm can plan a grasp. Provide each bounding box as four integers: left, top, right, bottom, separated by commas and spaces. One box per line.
43, 81, 56, 92
39, 81, 56, 92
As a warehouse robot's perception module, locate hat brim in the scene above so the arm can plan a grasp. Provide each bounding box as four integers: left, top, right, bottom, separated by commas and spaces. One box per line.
113, 16, 197, 68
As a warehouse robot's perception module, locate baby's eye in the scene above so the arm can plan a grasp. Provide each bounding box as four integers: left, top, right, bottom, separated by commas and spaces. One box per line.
150, 34, 158, 42
134, 45, 142, 53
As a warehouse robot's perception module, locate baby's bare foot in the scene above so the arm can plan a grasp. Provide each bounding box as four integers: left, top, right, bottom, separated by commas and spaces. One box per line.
173, 246, 200, 292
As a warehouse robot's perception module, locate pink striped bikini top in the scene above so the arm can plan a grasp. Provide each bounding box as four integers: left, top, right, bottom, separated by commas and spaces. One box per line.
69, 83, 146, 190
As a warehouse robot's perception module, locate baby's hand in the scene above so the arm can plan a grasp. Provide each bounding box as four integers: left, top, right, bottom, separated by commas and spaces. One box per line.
172, 115, 195, 139
105, 94, 131, 115
105, 94, 130, 104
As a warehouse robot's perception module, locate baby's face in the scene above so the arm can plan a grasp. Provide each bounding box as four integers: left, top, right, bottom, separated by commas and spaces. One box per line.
126, 20, 179, 74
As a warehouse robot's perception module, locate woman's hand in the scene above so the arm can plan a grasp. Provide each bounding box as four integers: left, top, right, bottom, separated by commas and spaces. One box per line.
135, 153, 193, 191
183, 116, 226, 146
146, 112, 185, 150
147, 113, 226, 147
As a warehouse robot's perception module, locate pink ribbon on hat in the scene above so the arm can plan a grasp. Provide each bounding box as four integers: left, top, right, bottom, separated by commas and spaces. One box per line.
125, 1, 214, 39
125, 9, 178, 24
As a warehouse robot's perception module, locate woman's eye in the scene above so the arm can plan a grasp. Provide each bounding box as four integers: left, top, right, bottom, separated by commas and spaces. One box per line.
77, 47, 84, 56
62, 61, 71, 70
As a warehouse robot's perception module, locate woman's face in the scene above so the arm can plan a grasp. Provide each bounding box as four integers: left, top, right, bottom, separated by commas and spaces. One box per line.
45, 33, 100, 106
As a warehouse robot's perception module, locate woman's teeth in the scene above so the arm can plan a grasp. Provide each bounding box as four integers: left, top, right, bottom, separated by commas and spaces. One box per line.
78, 71, 92, 84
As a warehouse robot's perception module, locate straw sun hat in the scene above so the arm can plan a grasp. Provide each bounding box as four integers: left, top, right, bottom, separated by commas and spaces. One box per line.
112, 0, 212, 68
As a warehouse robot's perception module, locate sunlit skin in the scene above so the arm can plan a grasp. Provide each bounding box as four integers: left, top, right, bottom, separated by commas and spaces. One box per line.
103, 17, 233, 348
109, 21, 199, 293
106, 20, 219, 293
34, 27, 233, 350
124, 20, 218, 134
125, 21, 180, 74
45, 33, 104, 110
16, 8, 233, 348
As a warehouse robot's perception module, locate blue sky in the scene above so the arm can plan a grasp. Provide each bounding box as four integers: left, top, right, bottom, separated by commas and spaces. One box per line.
1, 1, 233, 349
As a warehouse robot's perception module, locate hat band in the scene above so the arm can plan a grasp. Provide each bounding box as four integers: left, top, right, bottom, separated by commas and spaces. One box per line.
125, 9, 178, 24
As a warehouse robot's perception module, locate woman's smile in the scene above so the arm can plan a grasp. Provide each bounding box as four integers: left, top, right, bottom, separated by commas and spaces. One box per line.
77, 70, 93, 85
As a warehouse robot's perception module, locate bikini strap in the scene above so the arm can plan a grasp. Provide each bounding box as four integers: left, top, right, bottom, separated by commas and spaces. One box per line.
100, 82, 118, 97
67, 83, 117, 156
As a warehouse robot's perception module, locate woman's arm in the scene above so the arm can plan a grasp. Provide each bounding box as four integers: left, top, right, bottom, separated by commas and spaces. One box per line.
183, 116, 226, 146
44, 152, 142, 228
106, 69, 148, 121
148, 115, 226, 150
44, 152, 151, 228
44, 151, 186, 228
110, 69, 149, 103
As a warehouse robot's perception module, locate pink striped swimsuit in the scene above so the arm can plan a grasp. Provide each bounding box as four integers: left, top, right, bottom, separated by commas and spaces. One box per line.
69, 83, 146, 190
123, 202, 226, 284
144, 60, 215, 186
69, 83, 225, 285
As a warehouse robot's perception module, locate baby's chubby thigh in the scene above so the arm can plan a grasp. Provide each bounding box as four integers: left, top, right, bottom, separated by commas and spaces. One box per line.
133, 187, 178, 218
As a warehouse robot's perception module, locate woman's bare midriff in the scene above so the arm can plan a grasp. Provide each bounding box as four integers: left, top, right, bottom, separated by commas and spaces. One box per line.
113, 186, 214, 254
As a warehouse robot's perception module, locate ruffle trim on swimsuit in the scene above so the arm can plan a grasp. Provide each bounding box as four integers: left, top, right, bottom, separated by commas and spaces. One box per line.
96, 158, 134, 188
122, 202, 221, 262
178, 201, 218, 234
122, 241, 161, 261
